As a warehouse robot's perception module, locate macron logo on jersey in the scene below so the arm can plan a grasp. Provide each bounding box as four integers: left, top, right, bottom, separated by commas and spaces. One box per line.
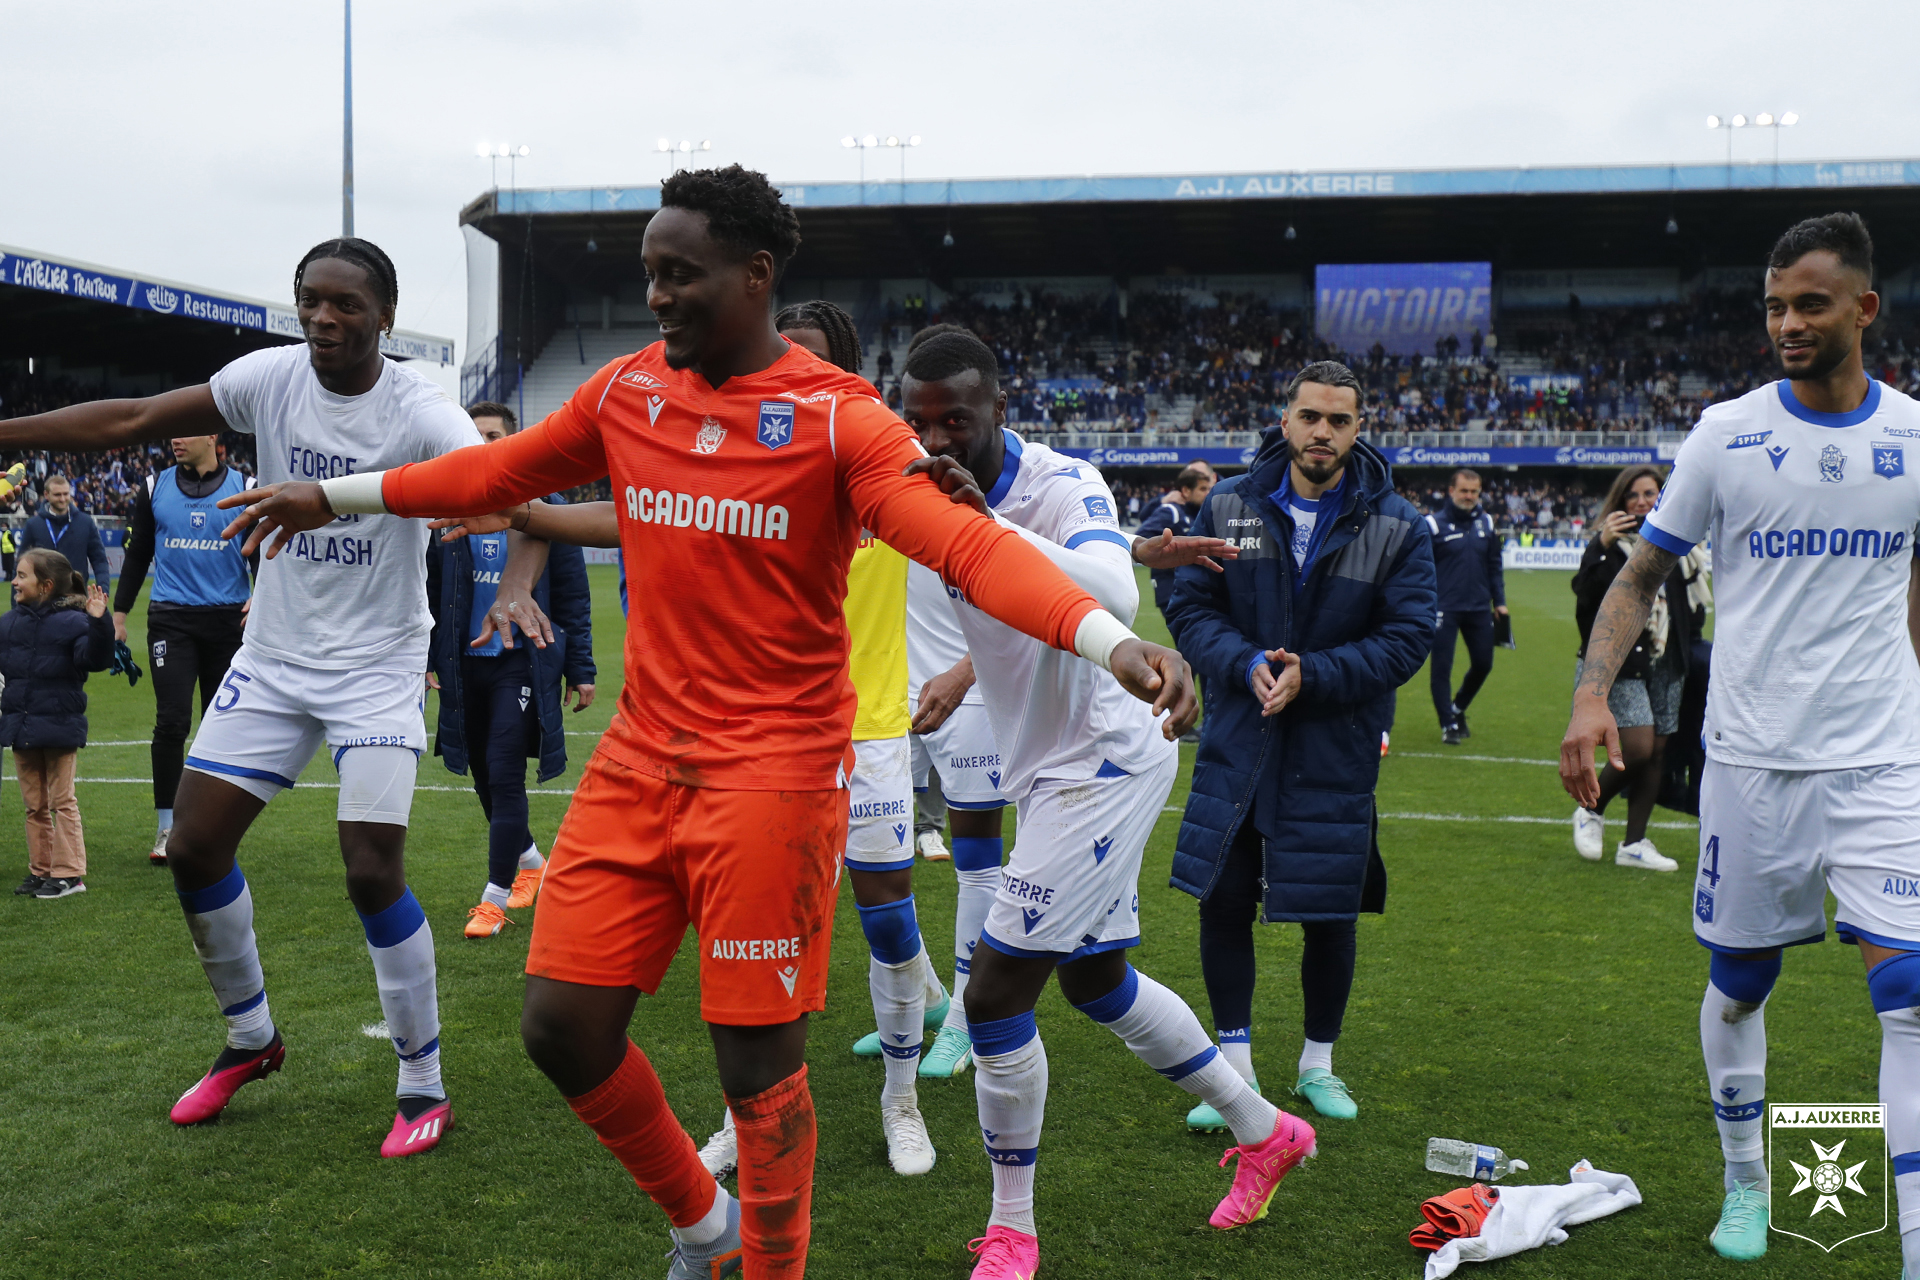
624, 486, 790, 540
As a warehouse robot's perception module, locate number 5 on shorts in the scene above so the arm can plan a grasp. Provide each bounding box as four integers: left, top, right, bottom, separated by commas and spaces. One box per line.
213, 669, 251, 713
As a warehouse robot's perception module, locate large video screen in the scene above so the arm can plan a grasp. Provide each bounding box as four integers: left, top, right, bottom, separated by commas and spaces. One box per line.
1313, 262, 1493, 357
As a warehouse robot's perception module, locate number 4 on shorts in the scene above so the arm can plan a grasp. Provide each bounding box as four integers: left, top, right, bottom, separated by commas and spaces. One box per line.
1696, 835, 1721, 925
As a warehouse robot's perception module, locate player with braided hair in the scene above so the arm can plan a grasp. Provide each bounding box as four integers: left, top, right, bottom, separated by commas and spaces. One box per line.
0, 237, 490, 1159
774, 300, 862, 375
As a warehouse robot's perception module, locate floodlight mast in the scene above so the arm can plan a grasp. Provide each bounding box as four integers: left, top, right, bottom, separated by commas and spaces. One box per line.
342, 0, 354, 237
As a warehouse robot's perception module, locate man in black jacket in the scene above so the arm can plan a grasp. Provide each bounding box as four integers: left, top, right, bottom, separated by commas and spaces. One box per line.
18, 474, 111, 589
1133, 465, 1216, 615
1425, 468, 1506, 744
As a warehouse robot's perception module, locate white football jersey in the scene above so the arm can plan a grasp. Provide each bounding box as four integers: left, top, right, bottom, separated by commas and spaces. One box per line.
1644, 379, 1920, 769
948, 431, 1176, 798
211, 345, 483, 670
906, 560, 983, 708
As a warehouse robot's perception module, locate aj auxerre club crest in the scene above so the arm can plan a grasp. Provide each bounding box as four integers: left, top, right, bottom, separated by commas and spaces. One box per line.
757, 400, 795, 451
480, 539, 500, 560
1874, 444, 1905, 479
1769, 1103, 1887, 1252
1820, 444, 1847, 483
693, 416, 726, 455
189, 509, 207, 530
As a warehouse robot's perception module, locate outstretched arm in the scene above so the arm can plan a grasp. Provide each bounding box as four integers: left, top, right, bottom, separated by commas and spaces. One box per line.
0, 385, 227, 453
1560, 540, 1677, 804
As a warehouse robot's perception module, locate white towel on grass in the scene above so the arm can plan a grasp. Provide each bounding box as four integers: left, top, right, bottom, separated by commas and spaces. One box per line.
1425, 1160, 1642, 1279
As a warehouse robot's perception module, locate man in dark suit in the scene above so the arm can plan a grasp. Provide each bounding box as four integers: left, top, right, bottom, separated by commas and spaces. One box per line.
18, 473, 111, 589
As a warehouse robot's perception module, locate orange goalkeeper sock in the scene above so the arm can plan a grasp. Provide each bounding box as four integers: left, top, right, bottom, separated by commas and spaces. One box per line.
566, 1040, 716, 1229
728, 1065, 816, 1279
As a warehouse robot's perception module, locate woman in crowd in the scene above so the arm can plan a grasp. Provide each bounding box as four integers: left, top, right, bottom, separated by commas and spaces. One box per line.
1569, 464, 1698, 871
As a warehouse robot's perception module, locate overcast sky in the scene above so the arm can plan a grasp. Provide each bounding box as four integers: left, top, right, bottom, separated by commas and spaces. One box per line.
6, 0, 1918, 383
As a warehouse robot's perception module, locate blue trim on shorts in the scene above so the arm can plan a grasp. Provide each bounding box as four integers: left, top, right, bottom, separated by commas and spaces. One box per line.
1837, 920, 1920, 951
946, 797, 1008, 810
1894, 1151, 1920, 1177
187, 755, 296, 790
1094, 759, 1132, 778
1695, 930, 1826, 956
844, 855, 916, 874
981, 929, 1141, 962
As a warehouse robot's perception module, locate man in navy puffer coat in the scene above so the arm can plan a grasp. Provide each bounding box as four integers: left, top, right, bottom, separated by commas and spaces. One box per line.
1162, 361, 1434, 1129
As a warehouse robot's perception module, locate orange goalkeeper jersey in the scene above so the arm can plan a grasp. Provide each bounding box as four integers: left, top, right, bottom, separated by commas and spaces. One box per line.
378, 340, 1102, 790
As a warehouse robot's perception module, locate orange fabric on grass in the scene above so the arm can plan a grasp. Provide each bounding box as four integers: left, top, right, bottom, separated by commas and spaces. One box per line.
376, 340, 1101, 792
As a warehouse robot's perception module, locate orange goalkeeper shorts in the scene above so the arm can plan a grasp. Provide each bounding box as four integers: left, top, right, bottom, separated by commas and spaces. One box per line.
525, 749, 848, 1025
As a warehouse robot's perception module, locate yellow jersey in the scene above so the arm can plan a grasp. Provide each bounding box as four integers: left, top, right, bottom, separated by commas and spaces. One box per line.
845, 531, 910, 740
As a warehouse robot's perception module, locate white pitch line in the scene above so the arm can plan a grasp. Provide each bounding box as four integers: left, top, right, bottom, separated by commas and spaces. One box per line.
1161, 804, 1695, 831
1391, 751, 1560, 766
8, 775, 577, 795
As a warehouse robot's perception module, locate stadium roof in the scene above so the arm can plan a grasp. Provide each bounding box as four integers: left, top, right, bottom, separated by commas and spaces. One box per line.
0, 243, 455, 380
461, 156, 1920, 283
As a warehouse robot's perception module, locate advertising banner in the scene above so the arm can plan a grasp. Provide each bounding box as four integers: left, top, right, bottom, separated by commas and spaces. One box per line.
0, 245, 454, 365
1314, 262, 1492, 356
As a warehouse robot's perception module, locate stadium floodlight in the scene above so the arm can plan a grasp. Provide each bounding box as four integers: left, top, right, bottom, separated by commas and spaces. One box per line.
657, 139, 672, 152
1782, 112, 1799, 126
477, 141, 530, 190
880, 133, 922, 187
1731, 114, 1747, 127
1755, 113, 1774, 127
863, 134, 878, 147
842, 136, 857, 148
1706, 115, 1721, 129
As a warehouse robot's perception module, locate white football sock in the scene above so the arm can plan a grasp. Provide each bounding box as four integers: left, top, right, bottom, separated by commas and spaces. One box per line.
973, 1018, 1046, 1237
1701, 980, 1767, 1188
870, 952, 924, 1105
156, 807, 174, 834
1879, 1007, 1920, 1250
920, 944, 948, 1010
1299, 1038, 1334, 1076
671, 1183, 733, 1246
481, 882, 511, 909
954, 863, 999, 999
1218, 1030, 1255, 1084
1079, 967, 1280, 1147
360, 889, 444, 1100
517, 841, 544, 871
178, 865, 273, 1051
946, 969, 972, 1034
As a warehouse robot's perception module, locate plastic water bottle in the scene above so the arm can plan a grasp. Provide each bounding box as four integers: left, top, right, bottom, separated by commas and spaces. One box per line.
1426, 1138, 1530, 1182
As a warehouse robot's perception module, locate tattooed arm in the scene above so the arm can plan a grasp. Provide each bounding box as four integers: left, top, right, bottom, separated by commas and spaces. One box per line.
1559, 539, 1678, 805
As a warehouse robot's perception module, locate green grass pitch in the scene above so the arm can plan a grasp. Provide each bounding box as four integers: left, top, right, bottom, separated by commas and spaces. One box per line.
0, 567, 1895, 1278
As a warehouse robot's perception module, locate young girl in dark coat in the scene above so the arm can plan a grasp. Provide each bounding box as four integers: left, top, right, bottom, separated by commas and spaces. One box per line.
3, 549, 113, 899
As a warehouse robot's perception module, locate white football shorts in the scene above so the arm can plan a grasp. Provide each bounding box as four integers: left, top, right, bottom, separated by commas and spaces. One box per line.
1693, 759, 1920, 953
909, 702, 1007, 810
981, 750, 1179, 962
844, 735, 915, 872
185, 647, 427, 822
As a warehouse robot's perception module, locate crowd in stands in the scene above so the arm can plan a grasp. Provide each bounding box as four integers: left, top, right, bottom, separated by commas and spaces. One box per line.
0, 370, 255, 522
878, 285, 1920, 436
1398, 474, 1602, 541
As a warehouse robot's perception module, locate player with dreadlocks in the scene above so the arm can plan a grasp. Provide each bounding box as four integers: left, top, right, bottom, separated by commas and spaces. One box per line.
0, 236, 495, 1158
219, 165, 1196, 1278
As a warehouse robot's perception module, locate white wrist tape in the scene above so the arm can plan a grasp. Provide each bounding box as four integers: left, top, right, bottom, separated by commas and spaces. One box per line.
319, 472, 388, 516
1073, 609, 1135, 671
